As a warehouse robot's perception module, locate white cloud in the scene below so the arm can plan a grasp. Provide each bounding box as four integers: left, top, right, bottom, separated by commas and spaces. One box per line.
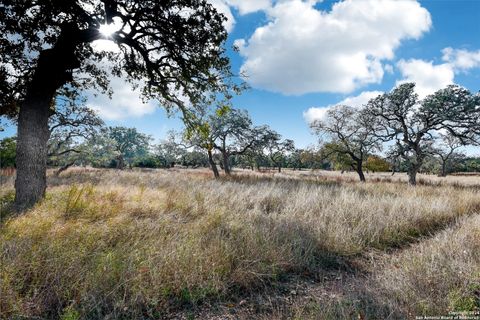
396, 59, 454, 98
395, 47, 480, 98
86, 77, 156, 120
303, 107, 330, 125
442, 47, 480, 71
226, 0, 272, 14
384, 64, 394, 74
303, 90, 382, 124
207, 0, 272, 33
236, 0, 431, 95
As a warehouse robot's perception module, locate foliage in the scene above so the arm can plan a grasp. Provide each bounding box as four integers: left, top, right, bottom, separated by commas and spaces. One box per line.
0, 136, 16, 168
365, 155, 390, 172
457, 157, 480, 172
133, 155, 162, 169
107, 126, 152, 169
298, 146, 328, 170
312, 105, 381, 181
263, 131, 295, 171
77, 133, 119, 168
0, 0, 238, 120
155, 132, 187, 168
321, 142, 356, 171
366, 83, 480, 184
48, 97, 104, 171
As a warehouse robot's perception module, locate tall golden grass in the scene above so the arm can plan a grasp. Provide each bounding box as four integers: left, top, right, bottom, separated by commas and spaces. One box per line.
1, 168, 479, 319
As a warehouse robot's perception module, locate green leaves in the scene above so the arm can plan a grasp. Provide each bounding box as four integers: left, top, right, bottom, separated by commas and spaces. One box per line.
0, 136, 16, 168
215, 104, 231, 117
107, 126, 152, 167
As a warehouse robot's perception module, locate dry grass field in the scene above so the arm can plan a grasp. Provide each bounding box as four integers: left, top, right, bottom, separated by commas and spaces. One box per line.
1, 168, 480, 319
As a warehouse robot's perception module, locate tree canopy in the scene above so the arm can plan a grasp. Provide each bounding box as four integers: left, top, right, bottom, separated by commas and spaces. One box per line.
0, 0, 236, 117
107, 126, 151, 169
311, 105, 381, 181
366, 83, 480, 184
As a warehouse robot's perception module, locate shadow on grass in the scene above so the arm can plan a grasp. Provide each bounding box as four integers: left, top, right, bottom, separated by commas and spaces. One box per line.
0, 190, 15, 225
219, 174, 342, 190
152, 217, 364, 319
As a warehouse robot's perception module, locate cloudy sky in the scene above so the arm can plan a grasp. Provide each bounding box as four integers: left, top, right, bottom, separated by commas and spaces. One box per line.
2, 0, 480, 152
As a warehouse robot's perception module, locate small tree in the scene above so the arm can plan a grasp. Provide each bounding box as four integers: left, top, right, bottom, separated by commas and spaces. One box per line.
236, 145, 269, 171
155, 132, 188, 169
312, 105, 381, 182
263, 131, 295, 172
287, 149, 306, 170
300, 146, 326, 170
48, 98, 104, 174
366, 83, 480, 185
183, 122, 220, 178
210, 109, 268, 175
432, 134, 465, 177
107, 127, 152, 169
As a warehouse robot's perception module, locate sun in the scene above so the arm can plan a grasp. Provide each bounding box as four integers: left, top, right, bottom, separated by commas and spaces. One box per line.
99, 23, 118, 37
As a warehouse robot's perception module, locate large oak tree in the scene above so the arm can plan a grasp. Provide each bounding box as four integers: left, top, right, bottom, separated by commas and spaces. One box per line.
366, 83, 480, 185
0, 0, 234, 209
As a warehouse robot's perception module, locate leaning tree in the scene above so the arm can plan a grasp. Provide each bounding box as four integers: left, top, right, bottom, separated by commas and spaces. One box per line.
0, 0, 234, 210
183, 124, 221, 178
366, 83, 480, 185
311, 105, 381, 182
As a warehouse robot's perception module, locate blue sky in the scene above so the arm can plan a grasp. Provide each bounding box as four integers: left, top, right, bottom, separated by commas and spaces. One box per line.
1, 0, 480, 155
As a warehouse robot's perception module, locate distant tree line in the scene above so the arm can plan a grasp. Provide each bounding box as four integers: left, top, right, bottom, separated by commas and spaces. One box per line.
2, 83, 480, 185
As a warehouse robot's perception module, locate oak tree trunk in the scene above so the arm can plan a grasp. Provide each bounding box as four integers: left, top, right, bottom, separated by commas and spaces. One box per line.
208, 149, 219, 178
222, 151, 231, 175
408, 168, 417, 185
15, 99, 51, 210
116, 155, 125, 170
440, 161, 447, 177
407, 157, 424, 185
14, 24, 81, 210
356, 162, 366, 182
